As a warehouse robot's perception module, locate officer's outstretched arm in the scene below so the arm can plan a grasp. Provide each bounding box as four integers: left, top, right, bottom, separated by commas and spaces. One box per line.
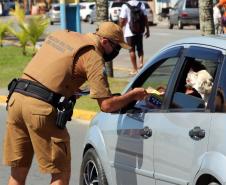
97, 88, 148, 113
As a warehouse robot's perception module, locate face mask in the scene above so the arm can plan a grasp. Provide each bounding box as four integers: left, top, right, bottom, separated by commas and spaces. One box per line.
103, 44, 121, 62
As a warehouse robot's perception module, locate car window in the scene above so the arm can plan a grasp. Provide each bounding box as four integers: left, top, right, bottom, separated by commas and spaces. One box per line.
174, 0, 184, 9
53, 6, 60, 11
144, 3, 150, 9
89, 4, 95, 9
134, 57, 179, 110
111, 2, 123, 7
214, 57, 226, 112
170, 57, 218, 111
185, 0, 198, 8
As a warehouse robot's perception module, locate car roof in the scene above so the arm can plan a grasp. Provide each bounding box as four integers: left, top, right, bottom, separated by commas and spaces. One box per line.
162, 36, 226, 52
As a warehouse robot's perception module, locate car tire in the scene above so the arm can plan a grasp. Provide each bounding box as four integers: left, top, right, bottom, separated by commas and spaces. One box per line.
196, 24, 200, 30
89, 20, 94, 24
168, 20, 173, 29
86, 15, 91, 23
178, 19, 183, 29
50, 21, 54, 25
80, 148, 108, 185
110, 15, 113, 22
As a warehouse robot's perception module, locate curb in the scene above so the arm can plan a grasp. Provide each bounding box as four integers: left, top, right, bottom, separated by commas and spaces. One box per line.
0, 95, 97, 121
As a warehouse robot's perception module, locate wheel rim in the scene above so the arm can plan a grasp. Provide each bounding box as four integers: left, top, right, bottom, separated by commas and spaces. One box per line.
83, 160, 99, 185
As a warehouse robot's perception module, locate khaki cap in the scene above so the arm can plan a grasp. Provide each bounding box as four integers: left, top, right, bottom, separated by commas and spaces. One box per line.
96, 22, 131, 49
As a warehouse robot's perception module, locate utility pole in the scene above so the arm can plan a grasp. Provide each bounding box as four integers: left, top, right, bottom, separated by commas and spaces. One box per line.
96, 0, 114, 77
199, 0, 215, 35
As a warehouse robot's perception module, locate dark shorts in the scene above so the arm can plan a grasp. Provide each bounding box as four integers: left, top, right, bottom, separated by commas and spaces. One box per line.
222, 16, 226, 27
126, 34, 143, 54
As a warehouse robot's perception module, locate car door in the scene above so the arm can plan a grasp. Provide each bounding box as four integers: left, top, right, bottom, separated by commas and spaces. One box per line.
100, 46, 183, 185
170, 0, 183, 24
154, 46, 221, 185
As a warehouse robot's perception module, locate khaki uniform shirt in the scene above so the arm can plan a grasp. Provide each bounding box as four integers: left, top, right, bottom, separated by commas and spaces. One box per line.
22, 31, 111, 99
72, 33, 111, 98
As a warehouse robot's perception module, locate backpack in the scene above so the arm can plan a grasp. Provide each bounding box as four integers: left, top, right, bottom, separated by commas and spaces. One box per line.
126, 2, 145, 34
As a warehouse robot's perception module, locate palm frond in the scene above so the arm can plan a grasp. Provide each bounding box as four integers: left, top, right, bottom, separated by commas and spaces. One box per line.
0, 20, 12, 46
9, 2, 25, 23
26, 15, 49, 50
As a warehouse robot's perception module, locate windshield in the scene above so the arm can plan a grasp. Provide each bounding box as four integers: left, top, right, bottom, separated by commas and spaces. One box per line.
185, 0, 198, 8
112, 2, 123, 7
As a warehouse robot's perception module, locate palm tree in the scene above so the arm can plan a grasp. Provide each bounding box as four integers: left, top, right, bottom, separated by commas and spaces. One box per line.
199, 0, 215, 35
0, 20, 12, 47
96, 0, 114, 77
9, 2, 49, 55
24, 16, 49, 53
8, 27, 29, 55
96, 0, 108, 23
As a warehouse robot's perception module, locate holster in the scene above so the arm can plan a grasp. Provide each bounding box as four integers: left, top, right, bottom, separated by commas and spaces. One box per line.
56, 97, 76, 129
6, 78, 19, 110
6, 78, 76, 129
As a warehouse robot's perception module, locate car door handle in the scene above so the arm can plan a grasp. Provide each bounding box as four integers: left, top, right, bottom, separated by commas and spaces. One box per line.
140, 126, 152, 139
189, 126, 205, 140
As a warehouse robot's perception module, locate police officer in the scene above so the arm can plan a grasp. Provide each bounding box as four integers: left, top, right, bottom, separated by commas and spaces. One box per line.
3, 22, 148, 185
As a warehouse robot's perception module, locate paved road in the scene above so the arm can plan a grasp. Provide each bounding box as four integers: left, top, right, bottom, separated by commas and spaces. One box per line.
0, 106, 89, 185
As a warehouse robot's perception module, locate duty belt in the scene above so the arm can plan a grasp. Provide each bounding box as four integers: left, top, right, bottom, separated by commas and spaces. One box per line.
8, 78, 62, 107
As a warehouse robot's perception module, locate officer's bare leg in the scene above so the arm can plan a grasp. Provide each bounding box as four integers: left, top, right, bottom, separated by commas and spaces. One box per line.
8, 167, 30, 185
50, 171, 71, 185
129, 50, 138, 73
138, 52, 144, 69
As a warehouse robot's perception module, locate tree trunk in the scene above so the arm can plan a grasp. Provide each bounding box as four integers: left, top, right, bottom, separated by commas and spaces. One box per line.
96, 0, 108, 23
96, 0, 113, 77
199, 0, 215, 35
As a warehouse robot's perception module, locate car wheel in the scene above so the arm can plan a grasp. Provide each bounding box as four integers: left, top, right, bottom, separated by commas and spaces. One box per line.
80, 148, 108, 185
109, 15, 113, 22
168, 20, 173, 29
86, 15, 91, 22
178, 19, 183, 29
50, 21, 54, 25
196, 24, 200, 30
89, 20, 94, 24
89, 17, 94, 24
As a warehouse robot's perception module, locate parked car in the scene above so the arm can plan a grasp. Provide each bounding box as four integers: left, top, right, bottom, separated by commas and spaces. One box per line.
89, 5, 96, 24
108, 1, 123, 23
143, 2, 154, 25
89, 1, 123, 24
168, 0, 199, 29
48, 3, 60, 25
90, 2, 153, 25
80, 2, 95, 22
0, 0, 15, 16
80, 36, 226, 185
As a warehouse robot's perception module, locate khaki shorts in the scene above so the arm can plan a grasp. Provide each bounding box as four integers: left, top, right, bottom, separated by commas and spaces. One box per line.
3, 92, 71, 173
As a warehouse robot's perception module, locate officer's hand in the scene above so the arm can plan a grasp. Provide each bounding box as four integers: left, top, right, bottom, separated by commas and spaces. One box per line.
145, 30, 150, 38
74, 89, 82, 99
132, 88, 148, 100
